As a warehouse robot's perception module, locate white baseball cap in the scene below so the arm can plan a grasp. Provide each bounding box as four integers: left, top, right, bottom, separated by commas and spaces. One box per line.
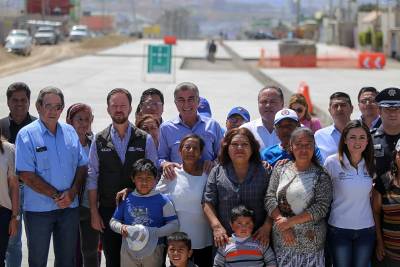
124, 225, 158, 259
274, 108, 299, 125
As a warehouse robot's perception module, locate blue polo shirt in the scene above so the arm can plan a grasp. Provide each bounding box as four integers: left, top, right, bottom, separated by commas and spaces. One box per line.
261, 143, 323, 167
15, 119, 88, 212
158, 114, 224, 166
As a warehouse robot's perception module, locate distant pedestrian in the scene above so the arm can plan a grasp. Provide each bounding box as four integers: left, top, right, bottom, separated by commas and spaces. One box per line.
358, 87, 381, 130
225, 106, 250, 131
288, 93, 321, 133
207, 40, 217, 62
15, 86, 88, 267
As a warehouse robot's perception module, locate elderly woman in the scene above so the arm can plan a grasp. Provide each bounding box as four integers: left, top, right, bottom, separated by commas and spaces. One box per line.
203, 127, 271, 248
66, 103, 98, 267
0, 137, 19, 266
265, 127, 332, 266
288, 93, 321, 133
156, 134, 212, 267
373, 139, 400, 266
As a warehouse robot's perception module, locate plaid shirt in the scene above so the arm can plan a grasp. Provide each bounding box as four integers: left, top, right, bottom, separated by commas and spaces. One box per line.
202, 162, 270, 235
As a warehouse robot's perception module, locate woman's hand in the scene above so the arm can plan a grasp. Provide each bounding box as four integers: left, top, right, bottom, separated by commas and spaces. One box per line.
90, 209, 105, 232
376, 237, 386, 261
282, 229, 296, 246
212, 224, 229, 247
275, 216, 292, 232
9, 218, 18, 236
253, 224, 270, 246
121, 225, 128, 238
115, 188, 132, 205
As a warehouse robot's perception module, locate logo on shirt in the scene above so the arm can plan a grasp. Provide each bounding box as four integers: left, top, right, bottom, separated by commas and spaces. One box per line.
100, 148, 112, 152
128, 206, 152, 225
128, 147, 144, 152
338, 172, 352, 180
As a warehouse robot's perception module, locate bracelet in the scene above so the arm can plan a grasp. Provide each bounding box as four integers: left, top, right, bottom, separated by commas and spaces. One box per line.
51, 190, 61, 200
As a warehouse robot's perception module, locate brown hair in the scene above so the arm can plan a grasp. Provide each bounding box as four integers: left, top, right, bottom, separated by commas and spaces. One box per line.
218, 128, 261, 166
338, 120, 375, 177
289, 93, 312, 120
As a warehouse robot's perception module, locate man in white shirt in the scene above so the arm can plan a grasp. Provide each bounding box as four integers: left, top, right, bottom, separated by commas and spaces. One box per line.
315, 92, 353, 163
241, 86, 283, 151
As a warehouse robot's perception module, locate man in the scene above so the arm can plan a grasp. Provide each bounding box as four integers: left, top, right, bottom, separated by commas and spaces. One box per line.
226, 106, 250, 131
0, 82, 36, 267
372, 87, 400, 178
241, 86, 284, 151
358, 86, 381, 129
315, 92, 353, 163
87, 88, 158, 267
138, 88, 164, 123
158, 82, 224, 178
261, 108, 322, 166
15, 86, 88, 267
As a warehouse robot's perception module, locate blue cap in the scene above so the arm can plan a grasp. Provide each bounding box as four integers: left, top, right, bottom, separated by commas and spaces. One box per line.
227, 106, 250, 122
198, 97, 212, 117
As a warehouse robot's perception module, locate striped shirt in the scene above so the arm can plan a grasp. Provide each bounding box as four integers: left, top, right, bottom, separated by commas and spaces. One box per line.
213, 235, 276, 267
375, 173, 400, 261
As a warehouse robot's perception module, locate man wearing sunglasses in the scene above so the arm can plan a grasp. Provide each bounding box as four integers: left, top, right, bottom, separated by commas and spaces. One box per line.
14, 86, 88, 267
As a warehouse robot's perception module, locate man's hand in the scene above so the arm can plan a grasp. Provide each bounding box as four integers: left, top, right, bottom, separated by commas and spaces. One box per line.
376, 237, 386, 261
252, 223, 270, 246
90, 209, 105, 233
203, 160, 215, 174
212, 224, 229, 247
162, 162, 181, 180
115, 188, 132, 205
54, 189, 76, 209
9, 218, 18, 236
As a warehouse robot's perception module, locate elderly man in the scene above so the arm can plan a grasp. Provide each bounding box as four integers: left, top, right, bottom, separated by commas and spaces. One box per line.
372, 87, 400, 177
315, 92, 353, 163
0, 82, 37, 267
15, 86, 87, 267
158, 82, 224, 178
358, 86, 381, 129
87, 88, 157, 267
241, 86, 284, 151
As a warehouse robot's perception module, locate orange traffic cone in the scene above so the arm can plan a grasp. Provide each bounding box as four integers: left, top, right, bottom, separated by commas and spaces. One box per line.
297, 81, 314, 114
258, 48, 266, 67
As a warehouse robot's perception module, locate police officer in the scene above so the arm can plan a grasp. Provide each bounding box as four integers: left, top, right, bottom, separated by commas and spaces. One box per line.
372, 87, 400, 178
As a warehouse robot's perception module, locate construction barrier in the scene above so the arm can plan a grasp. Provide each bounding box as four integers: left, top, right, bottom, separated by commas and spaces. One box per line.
298, 81, 313, 114
358, 52, 385, 69
163, 35, 177, 45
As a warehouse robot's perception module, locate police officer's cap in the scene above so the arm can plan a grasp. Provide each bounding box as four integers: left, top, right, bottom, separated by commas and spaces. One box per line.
375, 87, 400, 108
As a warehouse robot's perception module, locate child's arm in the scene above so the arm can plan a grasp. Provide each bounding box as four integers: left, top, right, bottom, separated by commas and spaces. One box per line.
109, 201, 128, 237
212, 247, 225, 267
155, 198, 179, 237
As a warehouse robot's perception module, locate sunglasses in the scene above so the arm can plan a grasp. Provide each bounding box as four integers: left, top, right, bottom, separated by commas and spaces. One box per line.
293, 107, 304, 113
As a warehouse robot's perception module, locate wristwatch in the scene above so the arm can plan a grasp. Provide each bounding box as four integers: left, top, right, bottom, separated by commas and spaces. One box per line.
52, 190, 62, 200
11, 214, 20, 221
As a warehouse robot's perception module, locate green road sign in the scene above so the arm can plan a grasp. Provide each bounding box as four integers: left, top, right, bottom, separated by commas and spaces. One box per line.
148, 45, 172, 74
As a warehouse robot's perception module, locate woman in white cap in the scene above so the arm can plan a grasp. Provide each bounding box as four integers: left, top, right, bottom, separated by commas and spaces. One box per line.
373, 138, 400, 266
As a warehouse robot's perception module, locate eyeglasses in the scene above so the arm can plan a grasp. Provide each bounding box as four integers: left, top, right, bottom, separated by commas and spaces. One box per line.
229, 142, 250, 149
142, 101, 163, 108
359, 99, 376, 105
43, 103, 63, 111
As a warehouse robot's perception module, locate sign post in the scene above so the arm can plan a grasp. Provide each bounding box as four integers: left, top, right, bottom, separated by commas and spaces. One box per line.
147, 45, 172, 74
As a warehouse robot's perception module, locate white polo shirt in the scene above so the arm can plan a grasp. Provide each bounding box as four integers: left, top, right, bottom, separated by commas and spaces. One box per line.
324, 153, 374, 229
241, 118, 279, 152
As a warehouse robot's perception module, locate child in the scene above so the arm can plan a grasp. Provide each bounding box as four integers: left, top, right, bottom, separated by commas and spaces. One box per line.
213, 205, 277, 267
110, 159, 179, 267
167, 232, 198, 267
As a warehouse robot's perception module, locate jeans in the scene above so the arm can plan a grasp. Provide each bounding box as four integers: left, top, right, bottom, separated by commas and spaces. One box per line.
328, 225, 376, 267
79, 206, 99, 267
0, 207, 11, 267
6, 185, 23, 267
24, 208, 79, 267
99, 206, 121, 267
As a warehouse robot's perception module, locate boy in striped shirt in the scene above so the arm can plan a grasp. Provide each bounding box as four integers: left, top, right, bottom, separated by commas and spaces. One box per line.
213, 205, 276, 267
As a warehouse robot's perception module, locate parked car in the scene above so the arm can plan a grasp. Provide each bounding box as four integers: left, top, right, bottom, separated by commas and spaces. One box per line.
4, 29, 33, 56
34, 26, 58, 45
69, 25, 89, 42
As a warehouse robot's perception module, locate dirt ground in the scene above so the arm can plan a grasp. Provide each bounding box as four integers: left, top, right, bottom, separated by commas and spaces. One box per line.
0, 35, 135, 78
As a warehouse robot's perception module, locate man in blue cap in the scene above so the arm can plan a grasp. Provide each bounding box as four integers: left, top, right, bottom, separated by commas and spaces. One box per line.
372, 87, 400, 177
198, 97, 212, 118
226, 106, 250, 131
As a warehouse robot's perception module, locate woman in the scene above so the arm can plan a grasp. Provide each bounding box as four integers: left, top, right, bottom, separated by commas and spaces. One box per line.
156, 134, 212, 267
203, 127, 271, 248
265, 127, 332, 266
373, 138, 400, 266
0, 137, 19, 267
288, 93, 321, 133
66, 103, 99, 267
324, 120, 375, 267
136, 114, 160, 148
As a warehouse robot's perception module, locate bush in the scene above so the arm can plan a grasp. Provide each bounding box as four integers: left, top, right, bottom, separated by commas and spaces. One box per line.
372, 31, 383, 50
358, 29, 372, 47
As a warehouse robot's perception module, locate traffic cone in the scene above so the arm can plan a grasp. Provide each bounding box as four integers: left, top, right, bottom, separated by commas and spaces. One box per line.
258, 48, 266, 67
297, 81, 314, 114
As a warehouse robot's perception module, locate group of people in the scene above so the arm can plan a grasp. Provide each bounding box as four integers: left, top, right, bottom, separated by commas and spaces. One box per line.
0, 81, 400, 267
